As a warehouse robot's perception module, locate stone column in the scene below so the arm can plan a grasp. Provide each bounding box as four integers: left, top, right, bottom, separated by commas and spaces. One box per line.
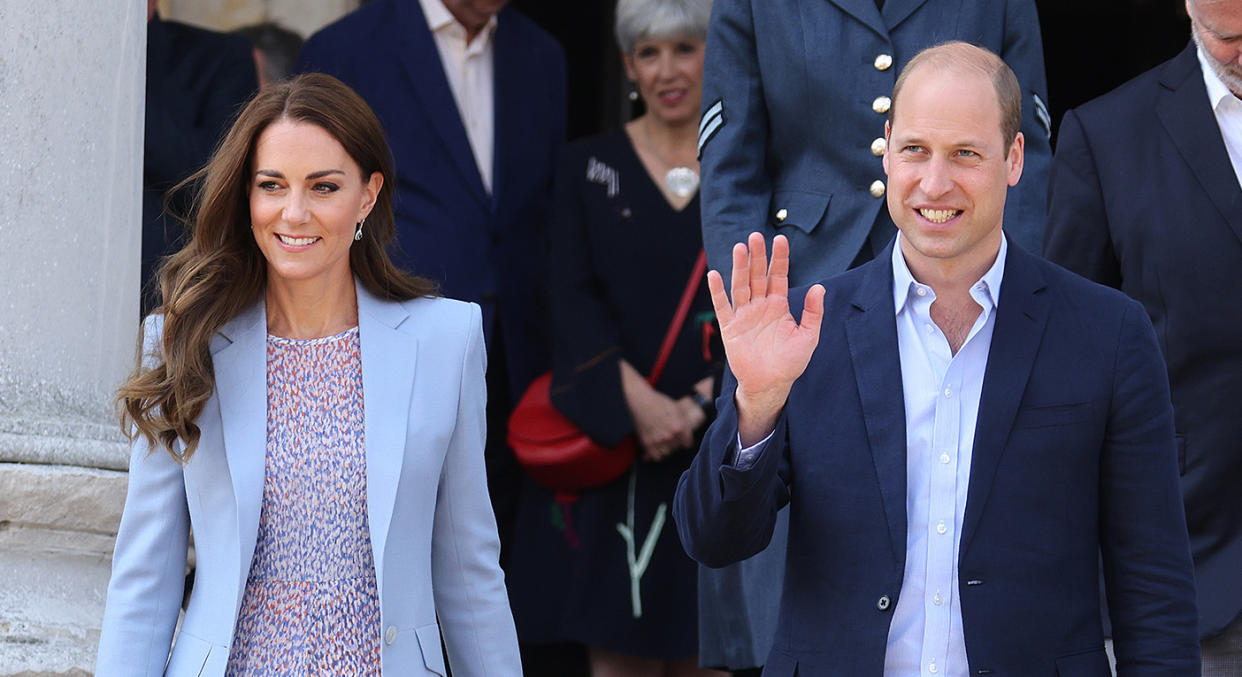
0, 1, 145, 674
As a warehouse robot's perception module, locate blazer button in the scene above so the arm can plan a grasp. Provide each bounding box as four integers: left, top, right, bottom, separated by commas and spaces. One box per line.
876, 595, 892, 611
870, 137, 886, 156
872, 95, 892, 114
385, 626, 397, 645
869, 180, 886, 198
775, 207, 788, 222
874, 53, 894, 71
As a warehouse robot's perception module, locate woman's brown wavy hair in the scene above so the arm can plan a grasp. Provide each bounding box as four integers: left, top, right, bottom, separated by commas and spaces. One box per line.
118, 72, 436, 462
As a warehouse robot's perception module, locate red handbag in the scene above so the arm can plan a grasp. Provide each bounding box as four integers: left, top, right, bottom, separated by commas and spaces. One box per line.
508, 251, 708, 494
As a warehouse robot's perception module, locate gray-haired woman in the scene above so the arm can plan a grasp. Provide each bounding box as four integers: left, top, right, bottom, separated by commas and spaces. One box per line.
536, 0, 729, 675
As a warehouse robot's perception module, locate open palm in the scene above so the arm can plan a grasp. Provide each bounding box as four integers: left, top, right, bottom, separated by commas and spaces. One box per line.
708, 233, 825, 442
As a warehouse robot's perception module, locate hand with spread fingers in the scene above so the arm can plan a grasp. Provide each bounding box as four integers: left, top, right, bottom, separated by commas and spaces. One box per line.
708, 232, 825, 446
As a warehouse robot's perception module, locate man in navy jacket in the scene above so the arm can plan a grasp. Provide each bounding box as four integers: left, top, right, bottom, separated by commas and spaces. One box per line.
676, 43, 1199, 676
1046, 0, 1242, 667
296, 0, 566, 570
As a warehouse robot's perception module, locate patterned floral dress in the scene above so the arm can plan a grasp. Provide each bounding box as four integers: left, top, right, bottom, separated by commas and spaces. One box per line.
225, 326, 382, 675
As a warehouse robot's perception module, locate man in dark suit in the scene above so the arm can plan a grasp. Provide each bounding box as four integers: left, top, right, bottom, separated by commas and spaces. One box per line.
675, 42, 1200, 675
1045, 0, 1242, 668
295, 0, 565, 545
694, 3, 1053, 666
143, 2, 257, 313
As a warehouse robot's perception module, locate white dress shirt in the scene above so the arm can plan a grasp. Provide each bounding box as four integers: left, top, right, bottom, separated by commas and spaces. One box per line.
732, 234, 1008, 677
882, 233, 1005, 677
1197, 46, 1242, 189
418, 0, 497, 193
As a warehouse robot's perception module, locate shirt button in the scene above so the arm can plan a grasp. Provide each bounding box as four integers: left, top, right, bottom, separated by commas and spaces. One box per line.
871, 137, 887, 156
874, 53, 894, 71
385, 626, 397, 645
929, 659, 939, 674
944, 388, 952, 398
870, 179, 886, 198
916, 287, 927, 297
936, 520, 947, 535
933, 591, 944, 605
939, 453, 950, 464
872, 95, 892, 114
877, 595, 892, 611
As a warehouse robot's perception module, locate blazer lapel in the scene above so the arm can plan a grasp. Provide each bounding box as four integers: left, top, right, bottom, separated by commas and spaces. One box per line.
491, 9, 527, 215
822, 0, 930, 37
211, 298, 268, 601
392, 0, 490, 208
959, 246, 1050, 553
845, 252, 908, 564
1156, 43, 1242, 247
881, 0, 930, 32
356, 282, 417, 596
823, 0, 887, 39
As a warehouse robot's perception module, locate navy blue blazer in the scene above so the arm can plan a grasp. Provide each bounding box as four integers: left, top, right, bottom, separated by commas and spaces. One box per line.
1046, 43, 1242, 639
699, 0, 1052, 286
674, 244, 1200, 675
296, 0, 566, 397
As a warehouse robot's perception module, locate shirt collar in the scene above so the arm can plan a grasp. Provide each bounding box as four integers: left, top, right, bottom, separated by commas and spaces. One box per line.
419, 0, 498, 45
891, 232, 1007, 316
1197, 45, 1240, 112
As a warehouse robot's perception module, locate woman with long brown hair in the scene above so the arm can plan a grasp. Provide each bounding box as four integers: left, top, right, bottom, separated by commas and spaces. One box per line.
96, 73, 519, 676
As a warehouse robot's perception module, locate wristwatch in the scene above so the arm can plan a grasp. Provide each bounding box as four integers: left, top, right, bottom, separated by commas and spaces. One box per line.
689, 390, 714, 417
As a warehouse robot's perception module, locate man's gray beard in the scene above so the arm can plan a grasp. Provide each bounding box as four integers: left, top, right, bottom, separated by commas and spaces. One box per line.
1192, 25, 1242, 98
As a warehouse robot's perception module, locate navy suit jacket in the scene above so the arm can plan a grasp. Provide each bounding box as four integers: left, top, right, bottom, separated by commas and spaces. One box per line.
296, 0, 566, 398
1046, 43, 1242, 639
143, 15, 257, 314
699, 0, 1052, 286
674, 244, 1200, 675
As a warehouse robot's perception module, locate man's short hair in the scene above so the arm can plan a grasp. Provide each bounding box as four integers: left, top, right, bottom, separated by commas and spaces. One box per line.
889, 41, 1022, 146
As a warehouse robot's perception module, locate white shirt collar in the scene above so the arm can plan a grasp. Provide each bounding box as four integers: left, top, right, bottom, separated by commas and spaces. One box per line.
419, 0, 498, 45
1197, 45, 1240, 111
891, 231, 1007, 316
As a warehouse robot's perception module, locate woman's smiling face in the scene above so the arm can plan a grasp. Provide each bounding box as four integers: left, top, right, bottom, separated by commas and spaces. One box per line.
248, 119, 381, 288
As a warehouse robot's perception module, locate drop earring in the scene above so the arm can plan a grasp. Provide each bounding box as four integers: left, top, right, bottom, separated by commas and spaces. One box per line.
627, 87, 639, 102
354, 218, 365, 241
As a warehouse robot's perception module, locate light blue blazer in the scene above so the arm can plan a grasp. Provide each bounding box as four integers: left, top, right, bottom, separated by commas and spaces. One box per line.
96, 283, 521, 676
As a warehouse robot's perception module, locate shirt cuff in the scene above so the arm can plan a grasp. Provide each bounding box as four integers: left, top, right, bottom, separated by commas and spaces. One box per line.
730, 430, 774, 471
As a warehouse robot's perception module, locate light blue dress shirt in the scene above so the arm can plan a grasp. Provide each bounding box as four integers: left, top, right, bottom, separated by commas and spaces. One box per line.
732, 233, 1008, 677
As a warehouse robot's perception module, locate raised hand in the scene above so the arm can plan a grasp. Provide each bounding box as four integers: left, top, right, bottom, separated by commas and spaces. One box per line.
707, 233, 825, 445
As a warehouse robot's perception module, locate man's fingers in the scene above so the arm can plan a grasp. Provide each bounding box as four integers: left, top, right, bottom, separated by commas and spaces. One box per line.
748, 231, 768, 300
799, 283, 827, 336
730, 241, 751, 307
769, 234, 790, 300
707, 270, 734, 325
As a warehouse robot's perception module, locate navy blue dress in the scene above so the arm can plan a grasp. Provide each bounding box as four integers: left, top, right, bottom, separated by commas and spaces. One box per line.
513, 128, 718, 660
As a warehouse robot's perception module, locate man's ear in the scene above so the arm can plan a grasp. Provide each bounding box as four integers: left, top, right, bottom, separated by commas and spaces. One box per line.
882, 120, 892, 175
1006, 131, 1025, 187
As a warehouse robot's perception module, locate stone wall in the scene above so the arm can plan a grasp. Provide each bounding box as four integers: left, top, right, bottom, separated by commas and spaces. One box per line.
0, 0, 144, 673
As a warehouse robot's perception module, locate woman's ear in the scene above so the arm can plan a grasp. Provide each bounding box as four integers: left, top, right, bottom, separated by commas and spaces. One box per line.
360, 171, 383, 219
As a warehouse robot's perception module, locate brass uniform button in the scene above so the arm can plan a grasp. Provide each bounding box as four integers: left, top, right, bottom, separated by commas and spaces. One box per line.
775, 208, 788, 222
871, 137, 887, 156
870, 180, 886, 198
874, 53, 894, 71
872, 96, 892, 114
